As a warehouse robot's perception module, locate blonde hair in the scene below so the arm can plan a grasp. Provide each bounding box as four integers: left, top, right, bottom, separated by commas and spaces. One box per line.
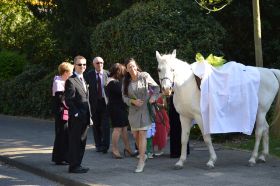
58, 62, 74, 75
74, 55, 86, 64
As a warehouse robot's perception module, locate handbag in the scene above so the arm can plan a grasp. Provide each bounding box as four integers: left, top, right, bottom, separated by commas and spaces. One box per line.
61, 101, 69, 121
62, 109, 69, 121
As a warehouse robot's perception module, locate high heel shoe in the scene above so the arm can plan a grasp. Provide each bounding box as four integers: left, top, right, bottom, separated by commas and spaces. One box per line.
134, 155, 147, 173
124, 149, 138, 157
112, 152, 123, 159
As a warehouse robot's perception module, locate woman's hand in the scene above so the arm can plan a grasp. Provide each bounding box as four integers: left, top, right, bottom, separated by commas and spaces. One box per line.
149, 97, 156, 104
132, 99, 144, 107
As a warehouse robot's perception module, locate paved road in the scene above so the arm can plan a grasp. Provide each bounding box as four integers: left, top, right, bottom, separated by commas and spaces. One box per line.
0, 114, 280, 186
0, 160, 61, 186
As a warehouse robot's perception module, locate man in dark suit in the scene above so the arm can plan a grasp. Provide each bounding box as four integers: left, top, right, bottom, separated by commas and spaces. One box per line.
65, 55, 91, 173
85, 56, 110, 153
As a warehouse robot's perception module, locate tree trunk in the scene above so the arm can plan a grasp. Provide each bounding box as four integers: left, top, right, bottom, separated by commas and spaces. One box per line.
252, 0, 263, 67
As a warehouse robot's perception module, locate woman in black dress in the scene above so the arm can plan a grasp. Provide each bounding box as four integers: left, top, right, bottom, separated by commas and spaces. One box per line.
105, 63, 133, 158
52, 62, 73, 165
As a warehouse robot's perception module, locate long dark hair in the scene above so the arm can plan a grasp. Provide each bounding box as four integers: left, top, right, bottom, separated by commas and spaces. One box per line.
109, 63, 126, 81
123, 58, 142, 96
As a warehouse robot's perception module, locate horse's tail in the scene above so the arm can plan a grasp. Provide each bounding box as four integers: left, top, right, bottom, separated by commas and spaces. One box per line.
270, 69, 280, 128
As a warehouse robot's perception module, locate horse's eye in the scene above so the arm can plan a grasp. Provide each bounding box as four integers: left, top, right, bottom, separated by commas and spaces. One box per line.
157, 68, 161, 73
171, 68, 174, 72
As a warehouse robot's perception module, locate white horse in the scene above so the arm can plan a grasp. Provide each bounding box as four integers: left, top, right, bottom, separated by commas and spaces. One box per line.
156, 49, 280, 169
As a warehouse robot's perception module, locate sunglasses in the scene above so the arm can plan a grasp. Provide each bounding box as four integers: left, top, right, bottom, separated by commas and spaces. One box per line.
76, 63, 86, 66
96, 62, 103, 65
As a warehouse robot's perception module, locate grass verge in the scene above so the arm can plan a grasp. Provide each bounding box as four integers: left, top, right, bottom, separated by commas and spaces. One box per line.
223, 136, 280, 158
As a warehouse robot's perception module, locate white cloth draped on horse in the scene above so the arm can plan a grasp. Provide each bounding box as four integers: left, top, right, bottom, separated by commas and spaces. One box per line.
191, 61, 260, 135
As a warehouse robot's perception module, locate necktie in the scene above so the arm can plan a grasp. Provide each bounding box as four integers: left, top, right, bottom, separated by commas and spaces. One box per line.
80, 77, 87, 91
97, 73, 102, 97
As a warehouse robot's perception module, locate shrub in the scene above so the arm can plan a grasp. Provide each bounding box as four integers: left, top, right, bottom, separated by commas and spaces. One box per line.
0, 64, 55, 118
90, 0, 226, 78
0, 50, 28, 81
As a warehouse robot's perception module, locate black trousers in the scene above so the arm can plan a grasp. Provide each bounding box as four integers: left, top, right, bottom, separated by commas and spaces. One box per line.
169, 95, 190, 158
68, 116, 88, 168
92, 98, 110, 150
52, 116, 69, 163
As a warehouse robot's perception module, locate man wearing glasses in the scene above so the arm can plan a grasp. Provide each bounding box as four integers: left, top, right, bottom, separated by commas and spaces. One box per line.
65, 55, 91, 173
85, 56, 110, 154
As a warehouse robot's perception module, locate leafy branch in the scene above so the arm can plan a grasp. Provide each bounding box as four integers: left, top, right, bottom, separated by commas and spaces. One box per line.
194, 0, 233, 13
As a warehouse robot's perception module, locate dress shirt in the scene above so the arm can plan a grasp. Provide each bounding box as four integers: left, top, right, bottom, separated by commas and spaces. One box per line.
75, 72, 87, 91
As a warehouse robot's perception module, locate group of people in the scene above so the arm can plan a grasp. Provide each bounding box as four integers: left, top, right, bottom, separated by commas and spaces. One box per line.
51, 55, 188, 174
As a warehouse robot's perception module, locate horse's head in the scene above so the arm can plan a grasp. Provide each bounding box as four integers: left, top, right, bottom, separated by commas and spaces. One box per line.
156, 49, 177, 96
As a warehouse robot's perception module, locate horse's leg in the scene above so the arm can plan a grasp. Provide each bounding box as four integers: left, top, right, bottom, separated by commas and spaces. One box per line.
258, 125, 269, 163
202, 134, 217, 168
256, 115, 269, 163
174, 116, 191, 169
249, 112, 266, 166
196, 116, 217, 168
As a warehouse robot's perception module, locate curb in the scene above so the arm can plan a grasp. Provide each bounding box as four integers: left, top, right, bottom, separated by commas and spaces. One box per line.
0, 155, 89, 186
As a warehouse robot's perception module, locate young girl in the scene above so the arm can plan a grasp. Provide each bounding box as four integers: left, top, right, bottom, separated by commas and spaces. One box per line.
152, 95, 170, 156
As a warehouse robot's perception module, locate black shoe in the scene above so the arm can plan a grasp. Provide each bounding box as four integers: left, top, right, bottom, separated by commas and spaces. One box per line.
96, 147, 104, 152
55, 161, 69, 165
69, 166, 89, 173
102, 148, 108, 154
96, 146, 107, 152
124, 149, 138, 157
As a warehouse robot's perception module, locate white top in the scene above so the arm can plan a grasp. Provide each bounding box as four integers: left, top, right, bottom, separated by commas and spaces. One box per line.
52, 76, 65, 96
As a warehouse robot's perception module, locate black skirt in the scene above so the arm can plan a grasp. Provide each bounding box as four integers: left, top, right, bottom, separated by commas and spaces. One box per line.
108, 103, 129, 128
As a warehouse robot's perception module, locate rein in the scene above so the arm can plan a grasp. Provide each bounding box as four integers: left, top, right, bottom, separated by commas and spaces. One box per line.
159, 76, 175, 89
160, 69, 201, 91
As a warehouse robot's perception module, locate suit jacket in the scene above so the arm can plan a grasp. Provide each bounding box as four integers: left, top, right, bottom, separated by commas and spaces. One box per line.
85, 69, 109, 114
65, 73, 91, 124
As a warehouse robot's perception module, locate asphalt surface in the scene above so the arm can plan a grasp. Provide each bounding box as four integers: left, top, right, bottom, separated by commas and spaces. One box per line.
0, 160, 62, 186
0, 114, 280, 186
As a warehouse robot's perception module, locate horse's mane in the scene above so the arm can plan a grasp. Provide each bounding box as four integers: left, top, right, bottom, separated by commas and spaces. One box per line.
160, 53, 193, 83
160, 54, 190, 65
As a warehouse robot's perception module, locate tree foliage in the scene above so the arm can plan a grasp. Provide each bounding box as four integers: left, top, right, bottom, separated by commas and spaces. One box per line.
44, 0, 150, 60
211, 0, 280, 68
195, 0, 232, 13
0, 1, 33, 48
90, 0, 226, 78
0, 0, 61, 67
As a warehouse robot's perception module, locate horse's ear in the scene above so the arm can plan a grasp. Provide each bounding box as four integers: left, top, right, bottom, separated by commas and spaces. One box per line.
172, 49, 176, 57
156, 51, 161, 61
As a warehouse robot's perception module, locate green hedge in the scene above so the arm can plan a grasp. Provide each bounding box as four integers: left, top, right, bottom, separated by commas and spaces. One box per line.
0, 50, 28, 82
0, 65, 55, 118
90, 0, 226, 78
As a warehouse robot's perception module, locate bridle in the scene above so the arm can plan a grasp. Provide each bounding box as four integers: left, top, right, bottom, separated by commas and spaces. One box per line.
159, 74, 175, 89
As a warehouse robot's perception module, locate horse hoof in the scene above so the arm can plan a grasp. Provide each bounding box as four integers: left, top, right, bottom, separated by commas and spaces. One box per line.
257, 155, 266, 163
257, 159, 266, 163
174, 164, 183, 170
206, 164, 215, 169
248, 162, 256, 167
206, 162, 215, 169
